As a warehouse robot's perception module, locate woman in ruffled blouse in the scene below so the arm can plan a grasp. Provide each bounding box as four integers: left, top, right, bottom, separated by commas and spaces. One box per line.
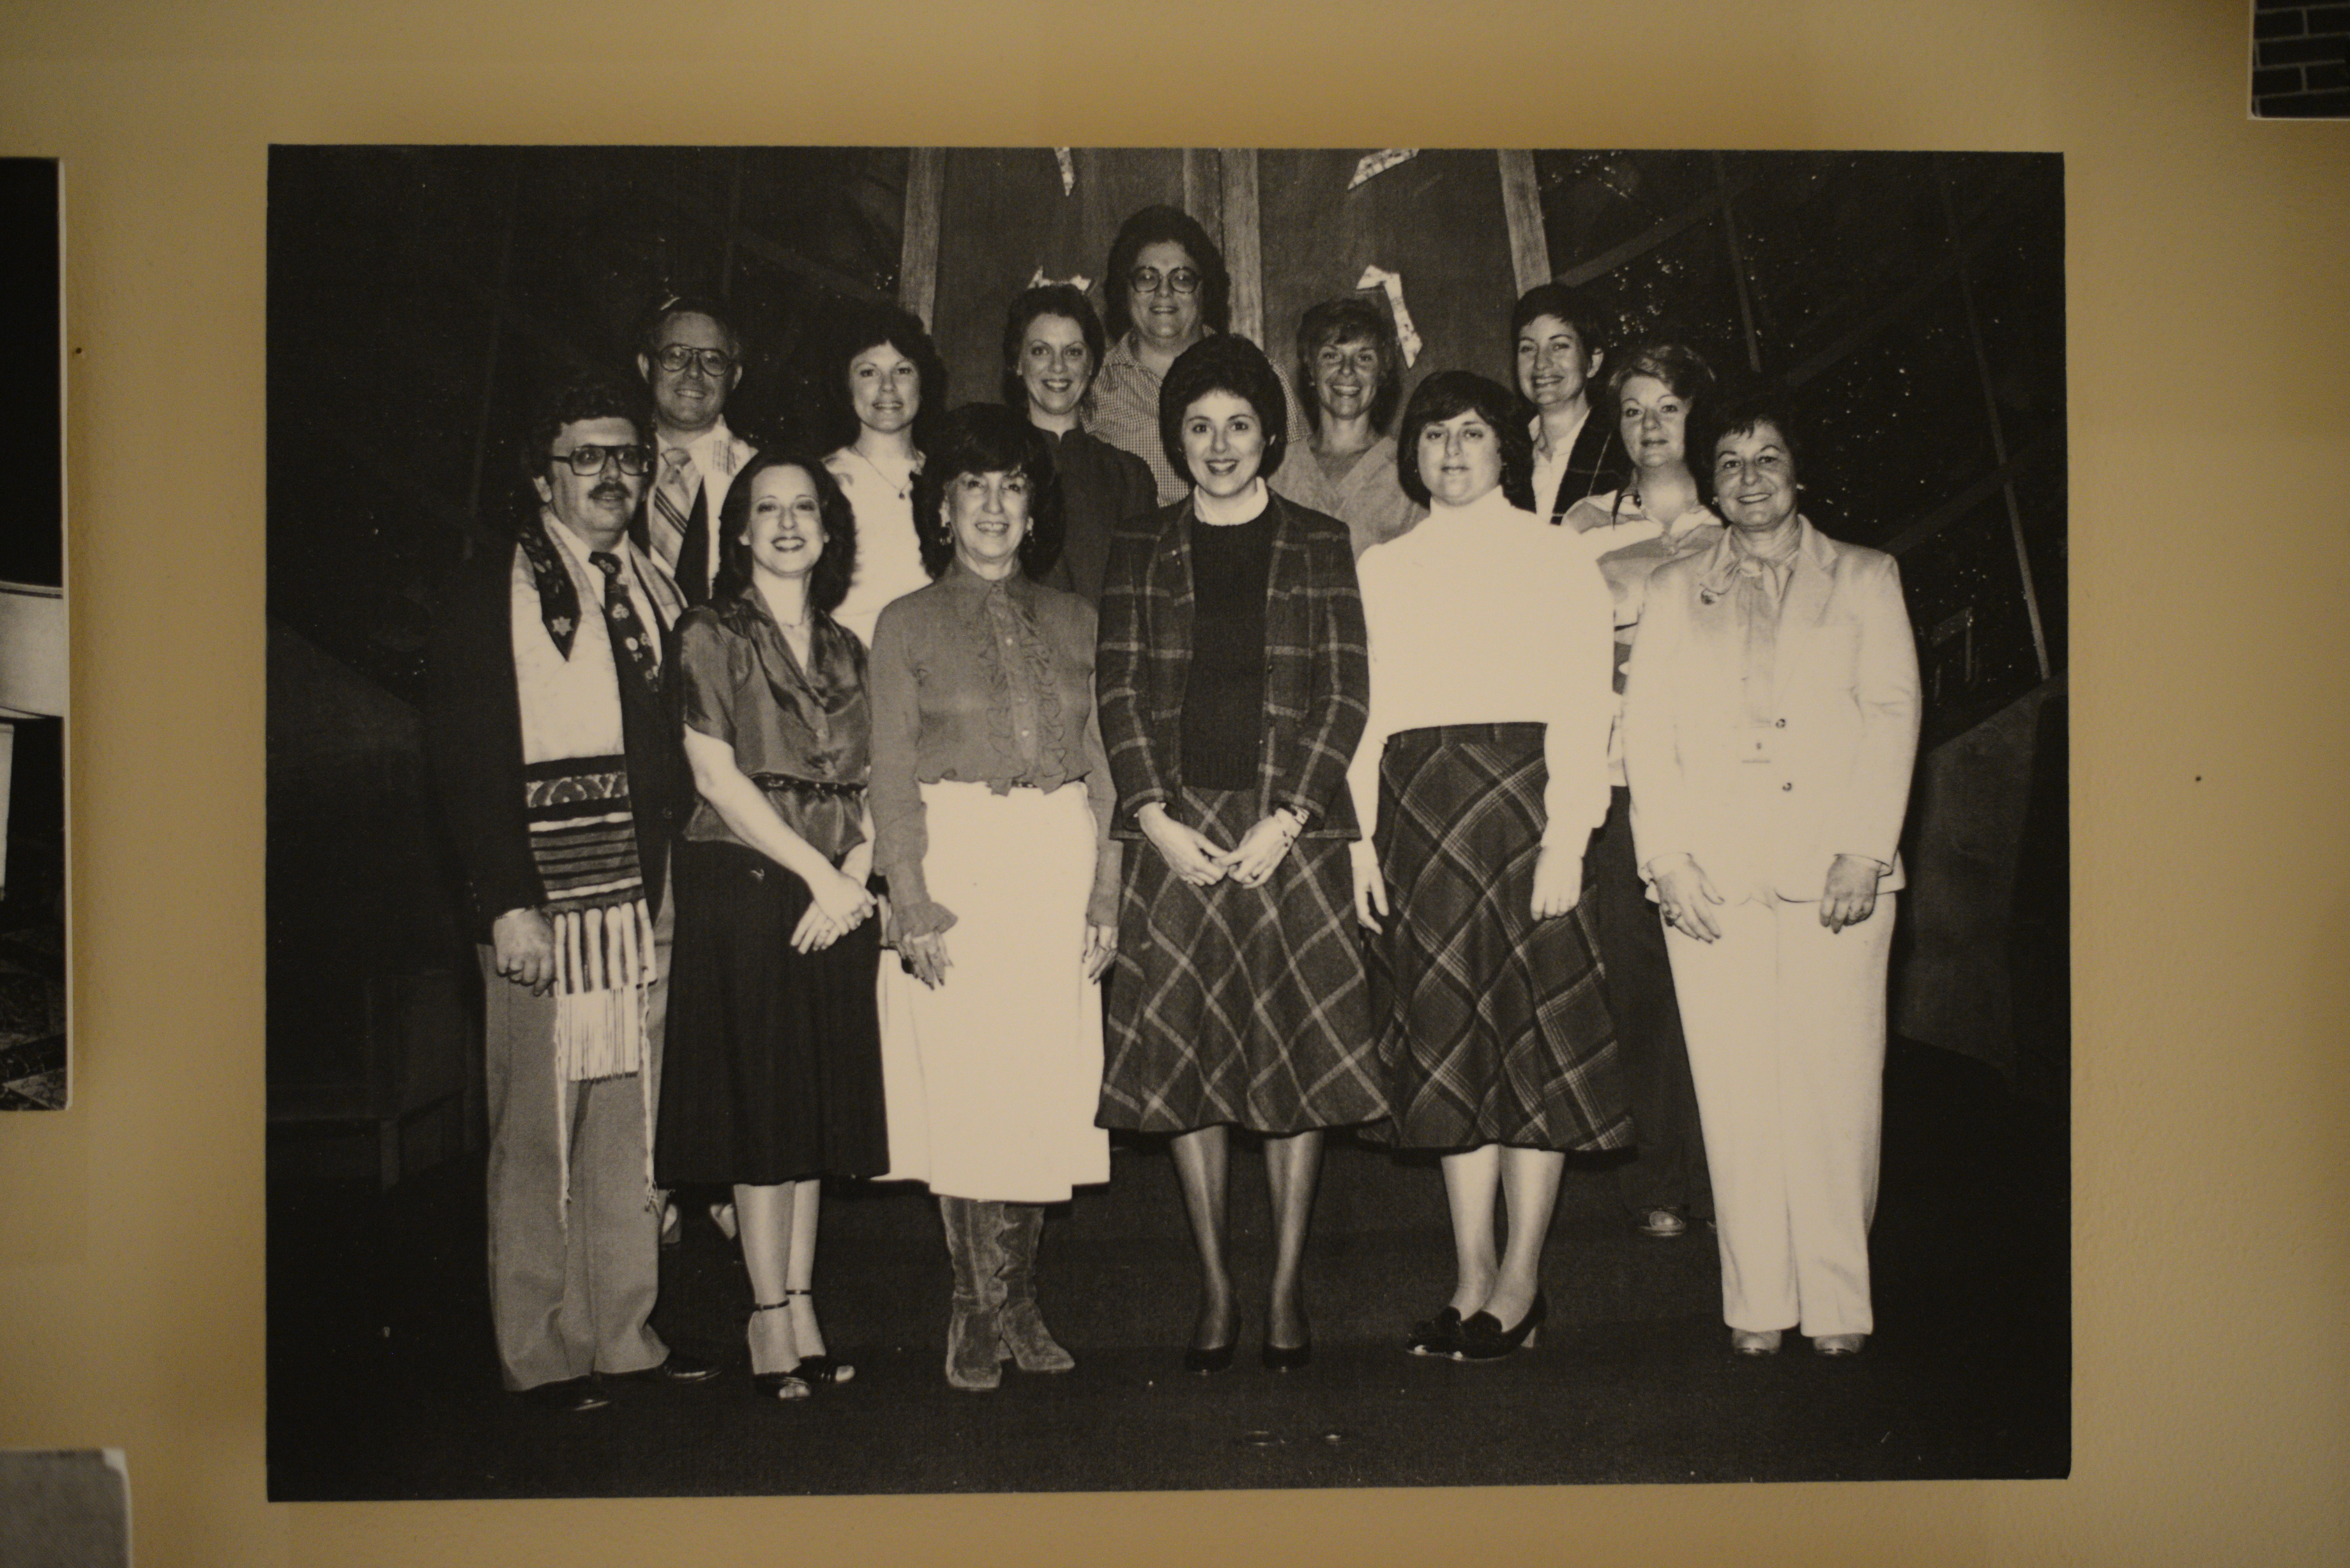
867, 403, 1121, 1392
659, 449, 886, 1403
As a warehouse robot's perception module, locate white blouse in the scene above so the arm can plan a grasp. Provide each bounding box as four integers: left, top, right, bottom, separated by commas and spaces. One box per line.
1349, 484, 1618, 847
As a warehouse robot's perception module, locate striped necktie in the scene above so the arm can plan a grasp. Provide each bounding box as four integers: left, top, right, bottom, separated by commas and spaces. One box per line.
651, 448, 703, 590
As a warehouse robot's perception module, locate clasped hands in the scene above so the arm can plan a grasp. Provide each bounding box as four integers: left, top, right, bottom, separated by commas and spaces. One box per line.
1137, 802, 1300, 891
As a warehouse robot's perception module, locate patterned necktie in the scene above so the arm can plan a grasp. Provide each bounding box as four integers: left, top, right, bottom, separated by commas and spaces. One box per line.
589, 550, 660, 691
651, 448, 701, 585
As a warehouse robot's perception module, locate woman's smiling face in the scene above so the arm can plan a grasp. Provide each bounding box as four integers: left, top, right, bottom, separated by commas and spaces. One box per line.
1179, 390, 1267, 500
1417, 409, 1505, 508
741, 463, 827, 581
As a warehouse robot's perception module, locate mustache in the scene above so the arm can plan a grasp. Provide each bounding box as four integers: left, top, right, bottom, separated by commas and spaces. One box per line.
590, 483, 631, 501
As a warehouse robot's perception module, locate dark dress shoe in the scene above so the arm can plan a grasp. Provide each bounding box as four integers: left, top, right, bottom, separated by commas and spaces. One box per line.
1184, 1320, 1241, 1375
604, 1352, 720, 1385
1452, 1292, 1546, 1362
1261, 1338, 1312, 1372
1406, 1306, 1464, 1357
517, 1377, 610, 1414
791, 1353, 856, 1385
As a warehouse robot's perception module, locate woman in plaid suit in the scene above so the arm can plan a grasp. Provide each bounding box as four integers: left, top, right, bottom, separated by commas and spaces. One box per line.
1095, 335, 1386, 1373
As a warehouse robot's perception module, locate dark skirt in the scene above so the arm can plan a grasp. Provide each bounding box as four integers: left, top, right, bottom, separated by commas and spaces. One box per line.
1367, 725, 1630, 1153
1098, 785, 1384, 1135
657, 839, 890, 1186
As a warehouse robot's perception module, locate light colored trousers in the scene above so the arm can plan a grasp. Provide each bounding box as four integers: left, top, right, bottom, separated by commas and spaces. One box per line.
477, 891, 672, 1391
1662, 893, 1894, 1338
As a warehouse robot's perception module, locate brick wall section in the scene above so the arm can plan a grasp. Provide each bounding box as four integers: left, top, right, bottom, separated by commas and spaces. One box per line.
2254, 1, 2350, 116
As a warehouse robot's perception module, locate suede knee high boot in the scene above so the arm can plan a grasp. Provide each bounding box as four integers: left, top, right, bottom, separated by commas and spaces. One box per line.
939, 1196, 1005, 1392
996, 1202, 1075, 1374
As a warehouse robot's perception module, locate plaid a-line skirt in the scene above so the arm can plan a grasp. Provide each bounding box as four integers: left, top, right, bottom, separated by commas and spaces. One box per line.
1366, 725, 1632, 1153
1097, 785, 1386, 1135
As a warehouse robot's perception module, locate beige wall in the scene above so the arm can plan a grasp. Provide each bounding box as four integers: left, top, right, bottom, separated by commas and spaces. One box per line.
3, 1, 2347, 1562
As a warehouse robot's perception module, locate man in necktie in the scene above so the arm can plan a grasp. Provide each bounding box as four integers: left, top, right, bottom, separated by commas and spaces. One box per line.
425, 374, 715, 1412
635, 294, 758, 606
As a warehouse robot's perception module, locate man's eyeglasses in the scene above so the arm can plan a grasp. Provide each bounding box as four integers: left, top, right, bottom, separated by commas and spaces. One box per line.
652, 344, 737, 377
1128, 266, 1202, 296
551, 444, 653, 476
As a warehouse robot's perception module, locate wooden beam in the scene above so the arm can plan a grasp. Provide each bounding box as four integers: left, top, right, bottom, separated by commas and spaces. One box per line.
1181, 147, 1223, 255
898, 146, 946, 329
1217, 147, 1264, 347
1496, 150, 1550, 294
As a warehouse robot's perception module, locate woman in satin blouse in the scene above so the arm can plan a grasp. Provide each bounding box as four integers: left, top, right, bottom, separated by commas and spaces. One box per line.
867, 402, 1121, 1392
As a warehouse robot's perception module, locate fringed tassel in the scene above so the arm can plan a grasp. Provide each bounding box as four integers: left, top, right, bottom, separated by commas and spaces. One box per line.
547, 898, 658, 1217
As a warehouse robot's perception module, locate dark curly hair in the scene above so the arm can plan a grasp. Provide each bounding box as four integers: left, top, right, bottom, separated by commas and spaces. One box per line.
819, 301, 947, 455
1156, 335, 1289, 488
517, 373, 653, 499
1294, 296, 1404, 438
1102, 204, 1231, 345
709, 449, 858, 614
909, 403, 1064, 580
999, 284, 1107, 411
1702, 388, 1804, 501
1395, 371, 1536, 511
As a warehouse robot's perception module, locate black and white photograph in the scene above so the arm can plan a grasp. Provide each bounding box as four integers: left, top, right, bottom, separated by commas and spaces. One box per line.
265, 145, 2068, 1498
0, 155, 70, 1113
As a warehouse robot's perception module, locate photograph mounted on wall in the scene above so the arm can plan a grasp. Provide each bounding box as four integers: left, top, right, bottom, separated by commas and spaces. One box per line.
266, 145, 2067, 1497
0, 156, 69, 1113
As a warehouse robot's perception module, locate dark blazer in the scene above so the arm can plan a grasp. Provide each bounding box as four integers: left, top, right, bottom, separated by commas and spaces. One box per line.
1038, 426, 1158, 608
1545, 414, 1628, 524
425, 538, 689, 940
1095, 491, 1368, 842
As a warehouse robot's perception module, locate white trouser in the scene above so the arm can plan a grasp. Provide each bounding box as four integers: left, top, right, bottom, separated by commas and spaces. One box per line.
1662, 892, 1894, 1338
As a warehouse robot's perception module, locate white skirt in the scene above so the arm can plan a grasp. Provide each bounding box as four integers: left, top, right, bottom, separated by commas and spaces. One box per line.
876, 779, 1111, 1202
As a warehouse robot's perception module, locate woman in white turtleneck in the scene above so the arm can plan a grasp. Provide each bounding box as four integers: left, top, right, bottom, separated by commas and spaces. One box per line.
1349, 370, 1628, 1364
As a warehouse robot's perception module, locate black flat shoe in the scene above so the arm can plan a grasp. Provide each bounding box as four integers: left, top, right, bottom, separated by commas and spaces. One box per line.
603, 1351, 720, 1385
1406, 1306, 1464, 1357
1185, 1318, 1241, 1375
1452, 1292, 1546, 1362
1261, 1338, 1312, 1372
517, 1376, 610, 1414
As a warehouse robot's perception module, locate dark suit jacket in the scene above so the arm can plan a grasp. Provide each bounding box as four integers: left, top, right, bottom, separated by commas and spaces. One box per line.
1545, 414, 1628, 524
1095, 491, 1368, 842
1038, 426, 1157, 608
425, 538, 689, 940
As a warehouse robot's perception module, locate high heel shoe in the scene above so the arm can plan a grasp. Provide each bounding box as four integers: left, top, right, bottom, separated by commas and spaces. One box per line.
1405, 1306, 1464, 1358
1185, 1318, 1241, 1375
1731, 1328, 1784, 1357
1452, 1292, 1545, 1361
1261, 1313, 1312, 1371
1811, 1332, 1867, 1357
747, 1302, 811, 1403
781, 1289, 854, 1384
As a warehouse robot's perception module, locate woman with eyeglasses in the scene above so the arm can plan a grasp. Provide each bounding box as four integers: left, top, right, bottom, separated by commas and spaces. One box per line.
1001, 283, 1156, 605
822, 303, 950, 651
1095, 334, 1382, 1375
1086, 204, 1310, 507
867, 403, 1121, 1392
1350, 371, 1628, 1363
1272, 296, 1426, 559
657, 449, 888, 1403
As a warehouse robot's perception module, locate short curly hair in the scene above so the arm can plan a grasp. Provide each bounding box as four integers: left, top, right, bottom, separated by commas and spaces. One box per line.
1294, 296, 1404, 437
517, 373, 652, 499
1395, 371, 1536, 511
1102, 204, 1231, 345
820, 301, 948, 455
709, 449, 858, 614
999, 284, 1107, 411
1156, 335, 1289, 488
1702, 388, 1804, 501
909, 403, 1065, 581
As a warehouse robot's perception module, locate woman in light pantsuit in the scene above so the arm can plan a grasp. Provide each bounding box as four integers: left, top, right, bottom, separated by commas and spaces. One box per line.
1621, 394, 1920, 1357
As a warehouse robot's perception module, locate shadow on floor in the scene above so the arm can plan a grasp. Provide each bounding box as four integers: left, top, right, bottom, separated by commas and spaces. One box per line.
266, 1036, 2067, 1496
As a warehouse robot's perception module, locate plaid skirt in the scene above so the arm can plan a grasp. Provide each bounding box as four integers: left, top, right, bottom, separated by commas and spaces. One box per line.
1367, 725, 1631, 1153
1098, 785, 1384, 1135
